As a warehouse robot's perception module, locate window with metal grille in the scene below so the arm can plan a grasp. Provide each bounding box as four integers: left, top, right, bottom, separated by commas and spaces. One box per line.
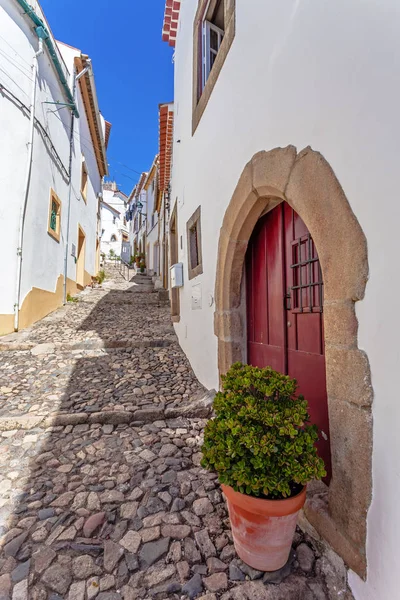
50, 200, 57, 231
47, 189, 61, 242
291, 233, 323, 313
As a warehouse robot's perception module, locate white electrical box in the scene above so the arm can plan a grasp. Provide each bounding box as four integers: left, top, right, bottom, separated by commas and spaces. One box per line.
170, 263, 184, 288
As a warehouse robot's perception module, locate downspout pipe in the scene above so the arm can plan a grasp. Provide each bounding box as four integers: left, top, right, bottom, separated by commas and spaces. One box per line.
63, 62, 92, 305
14, 38, 44, 331
15, 0, 79, 117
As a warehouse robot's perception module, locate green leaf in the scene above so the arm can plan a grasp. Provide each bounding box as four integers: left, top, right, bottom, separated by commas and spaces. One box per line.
201, 362, 326, 499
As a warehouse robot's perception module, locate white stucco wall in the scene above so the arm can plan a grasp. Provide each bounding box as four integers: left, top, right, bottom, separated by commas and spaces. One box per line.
0, 0, 103, 326
138, 189, 147, 254
100, 188, 127, 257
128, 188, 147, 258
146, 176, 159, 275
171, 1, 400, 598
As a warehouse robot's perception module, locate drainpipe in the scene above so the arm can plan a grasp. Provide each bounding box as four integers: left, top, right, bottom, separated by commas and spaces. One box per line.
63, 61, 91, 305
13, 38, 44, 331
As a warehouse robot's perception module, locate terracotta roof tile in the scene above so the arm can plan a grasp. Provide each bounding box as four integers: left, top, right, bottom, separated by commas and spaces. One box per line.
162, 0, 181, 47
158, 103, 174, 194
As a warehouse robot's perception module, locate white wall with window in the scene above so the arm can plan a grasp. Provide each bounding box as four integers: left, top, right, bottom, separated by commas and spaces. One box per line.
100, 185, 128, 258
145, 159, 160, 276
167, 1, 400, 599
0, 0, 107, 333
202, 2, 225, 89
128, 178, 148, 263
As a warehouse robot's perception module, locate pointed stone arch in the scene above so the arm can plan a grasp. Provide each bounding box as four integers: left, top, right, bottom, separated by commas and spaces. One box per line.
214, 146, 372, 578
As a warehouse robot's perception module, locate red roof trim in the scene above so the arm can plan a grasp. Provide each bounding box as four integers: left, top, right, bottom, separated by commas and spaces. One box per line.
158, 103, 174, 194
104, 121, 112, 150
162, 0, 181, 48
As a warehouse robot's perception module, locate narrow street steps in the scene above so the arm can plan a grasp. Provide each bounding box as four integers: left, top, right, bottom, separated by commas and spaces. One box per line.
0, 267, 352, 599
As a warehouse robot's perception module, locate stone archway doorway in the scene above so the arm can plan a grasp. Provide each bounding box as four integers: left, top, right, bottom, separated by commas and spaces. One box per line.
214, 146, 373, 579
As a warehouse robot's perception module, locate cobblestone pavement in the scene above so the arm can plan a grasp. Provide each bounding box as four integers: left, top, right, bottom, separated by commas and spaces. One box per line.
0, 267, 353, 599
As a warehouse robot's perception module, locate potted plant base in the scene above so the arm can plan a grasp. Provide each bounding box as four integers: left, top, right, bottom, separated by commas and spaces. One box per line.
201, 363, 326, 573
222, 483, 306, 571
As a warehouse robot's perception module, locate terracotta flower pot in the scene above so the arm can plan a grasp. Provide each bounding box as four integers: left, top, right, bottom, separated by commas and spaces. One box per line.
222, 484, 306, 572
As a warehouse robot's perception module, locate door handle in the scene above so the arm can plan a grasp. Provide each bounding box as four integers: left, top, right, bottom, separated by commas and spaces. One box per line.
284, 289, 291, 311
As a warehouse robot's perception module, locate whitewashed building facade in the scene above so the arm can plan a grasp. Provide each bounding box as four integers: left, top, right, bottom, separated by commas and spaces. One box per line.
127, 173, 147, 260
144, 156, 160, 278
0, 0, 109, 334
100, 182, 128, 258
162, 0, 400, 598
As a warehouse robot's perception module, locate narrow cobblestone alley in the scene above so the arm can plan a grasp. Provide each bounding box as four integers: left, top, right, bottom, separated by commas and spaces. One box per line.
0, 268, 352, 600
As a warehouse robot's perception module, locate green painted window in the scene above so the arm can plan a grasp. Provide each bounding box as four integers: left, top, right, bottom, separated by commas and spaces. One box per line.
50, 200, 58, 231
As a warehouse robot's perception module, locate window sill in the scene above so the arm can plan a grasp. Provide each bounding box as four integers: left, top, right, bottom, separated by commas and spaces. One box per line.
188, 264, 203, 281
47, 229, 60, 243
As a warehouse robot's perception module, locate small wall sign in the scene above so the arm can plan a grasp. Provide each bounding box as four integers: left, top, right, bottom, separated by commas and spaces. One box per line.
191, 283, 202, 310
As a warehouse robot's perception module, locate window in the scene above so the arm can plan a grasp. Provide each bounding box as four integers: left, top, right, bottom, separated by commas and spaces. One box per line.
186, 206, 203, 280
113, 215, 116, 225
291, 233, 323, 313
123, 217, 127, 227
202, 3, 225, 88
47, 189, 61, 242
193, 0, 236, 133
81, 161, 88, 202
189, 224, 199, 269
110, 234, 117, 243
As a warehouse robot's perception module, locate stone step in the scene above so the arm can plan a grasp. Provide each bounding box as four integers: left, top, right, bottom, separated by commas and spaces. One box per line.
0, 390, 215, 432
0, 339, 175, 353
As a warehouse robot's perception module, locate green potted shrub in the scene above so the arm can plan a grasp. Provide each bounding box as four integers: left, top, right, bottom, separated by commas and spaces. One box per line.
201, 362, 326, 572
96, 270, 105, 284
139, 259, 146, 273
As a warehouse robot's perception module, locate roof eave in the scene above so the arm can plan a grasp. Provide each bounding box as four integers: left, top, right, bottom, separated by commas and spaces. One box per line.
75, 54, 108, 178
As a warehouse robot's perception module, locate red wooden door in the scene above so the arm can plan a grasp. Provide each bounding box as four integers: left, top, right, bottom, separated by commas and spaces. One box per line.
246, 203, 331, 480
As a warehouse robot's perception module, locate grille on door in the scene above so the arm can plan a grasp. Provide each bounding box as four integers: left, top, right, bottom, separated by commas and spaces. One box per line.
290, 233, 323, 313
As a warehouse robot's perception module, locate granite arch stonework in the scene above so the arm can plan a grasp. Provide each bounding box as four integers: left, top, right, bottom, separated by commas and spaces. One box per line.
214, 146, 373, 578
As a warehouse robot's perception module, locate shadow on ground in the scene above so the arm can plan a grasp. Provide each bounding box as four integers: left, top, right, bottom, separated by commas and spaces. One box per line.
0, 271, 352, 600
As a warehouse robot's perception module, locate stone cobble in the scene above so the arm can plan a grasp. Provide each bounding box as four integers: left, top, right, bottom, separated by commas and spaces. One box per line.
0, 345, 204, 421
0, 268, 353, 599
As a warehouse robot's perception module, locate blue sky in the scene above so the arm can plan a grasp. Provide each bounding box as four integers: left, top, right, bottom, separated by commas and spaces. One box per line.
40, 0, 174, 195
